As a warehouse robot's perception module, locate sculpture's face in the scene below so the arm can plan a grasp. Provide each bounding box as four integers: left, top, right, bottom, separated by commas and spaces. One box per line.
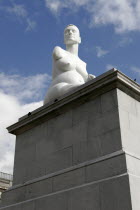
64, 25, 81, 45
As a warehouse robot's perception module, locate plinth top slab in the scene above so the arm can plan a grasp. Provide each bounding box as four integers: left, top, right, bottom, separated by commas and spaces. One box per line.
7, 69, 140, 135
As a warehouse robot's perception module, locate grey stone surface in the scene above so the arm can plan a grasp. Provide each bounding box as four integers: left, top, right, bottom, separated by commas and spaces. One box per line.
2, 186, 26, 206
99, 128, 122, 156
117, 88, 140, 210
118, 89, 140, 157
2, 152, 126, 206
14, 142, 72, 185
35, 192, 68, 210
53, 167, 85, 192
67, 183, 100, 210
21, 201, 35, 210
101, 89, 118, 113
25, 146, 72, 184
86, 154, 126, 183
25, 178, 52, 200
117, 89, 137, 116
1, 70, 139, 210
128, 174, 140, 210
13, 88, 123, 185
121, 128, 140, 157
87, 109, 120, 140
7, 69, 140, 135
2, 177, 52, 205
126, 154, 140, 177
100, 175, 132, 210
73, 128, 122, 164
72, 137, 101, 164
0, 174, 132, 210
136, 100, 140, 116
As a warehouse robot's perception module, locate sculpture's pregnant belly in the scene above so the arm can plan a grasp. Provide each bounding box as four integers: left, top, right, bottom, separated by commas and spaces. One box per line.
52, 55, 85, 85
44, 70, 85, 103
52, 71, 85, 85
44, 51, 86, 103
45, 71, 84, 102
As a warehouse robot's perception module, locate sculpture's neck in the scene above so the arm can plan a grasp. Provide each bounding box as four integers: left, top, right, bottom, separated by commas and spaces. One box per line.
66, 44, 79, 56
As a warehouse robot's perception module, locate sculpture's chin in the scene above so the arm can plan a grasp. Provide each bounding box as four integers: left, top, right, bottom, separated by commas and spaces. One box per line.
64, 39, 79, 45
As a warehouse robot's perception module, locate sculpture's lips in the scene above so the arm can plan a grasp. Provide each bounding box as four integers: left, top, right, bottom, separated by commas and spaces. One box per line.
67, 35, 75, 39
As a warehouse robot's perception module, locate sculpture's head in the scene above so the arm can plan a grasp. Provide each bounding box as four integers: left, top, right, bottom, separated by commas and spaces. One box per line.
64, 24, 81, 45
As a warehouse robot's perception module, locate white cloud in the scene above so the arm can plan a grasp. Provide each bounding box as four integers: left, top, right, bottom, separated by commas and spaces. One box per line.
25, 18, 37, 32
88, 0, 140, 33
0, 72, 51, 174
6, 4, 28, 18
131, 66, 140, 76
1, 3, 37, 32
45, 0, 140, 33
44, 0, 90, 14
45, 0, 62, 13
96, 46, 108, 58
0, 73, 51, 103
106, 64, 117, 71
118, 37, 133, 47
131, 66, 140, 83
0, 92, 43, 174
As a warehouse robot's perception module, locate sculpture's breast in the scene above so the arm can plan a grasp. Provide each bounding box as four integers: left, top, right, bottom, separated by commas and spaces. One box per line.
52, 52, 86, 85
56, 55, 76, 71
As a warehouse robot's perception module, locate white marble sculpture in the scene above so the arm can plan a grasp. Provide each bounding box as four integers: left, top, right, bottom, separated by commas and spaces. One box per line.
44, 24, 95, 104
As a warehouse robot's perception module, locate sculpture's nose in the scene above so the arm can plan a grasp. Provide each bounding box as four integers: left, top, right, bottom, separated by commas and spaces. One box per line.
69, 30, 73, 34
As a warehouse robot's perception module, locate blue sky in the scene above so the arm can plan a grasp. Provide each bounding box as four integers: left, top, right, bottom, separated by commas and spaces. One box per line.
0, 0, 140, 173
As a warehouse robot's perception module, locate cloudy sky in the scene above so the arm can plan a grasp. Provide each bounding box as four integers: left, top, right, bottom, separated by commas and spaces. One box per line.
0, 0, 140, 174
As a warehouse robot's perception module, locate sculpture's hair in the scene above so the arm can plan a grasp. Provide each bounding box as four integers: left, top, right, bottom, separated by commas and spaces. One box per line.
65, 24, 78, 28
67, 24, 76, 27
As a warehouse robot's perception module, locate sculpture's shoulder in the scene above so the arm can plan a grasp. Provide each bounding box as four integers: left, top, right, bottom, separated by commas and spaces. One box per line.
53, 46, 62, 53
53, 46, 65, 60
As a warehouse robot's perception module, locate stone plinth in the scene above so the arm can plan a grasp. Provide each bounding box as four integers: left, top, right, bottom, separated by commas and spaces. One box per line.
0, 69, 140, 210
